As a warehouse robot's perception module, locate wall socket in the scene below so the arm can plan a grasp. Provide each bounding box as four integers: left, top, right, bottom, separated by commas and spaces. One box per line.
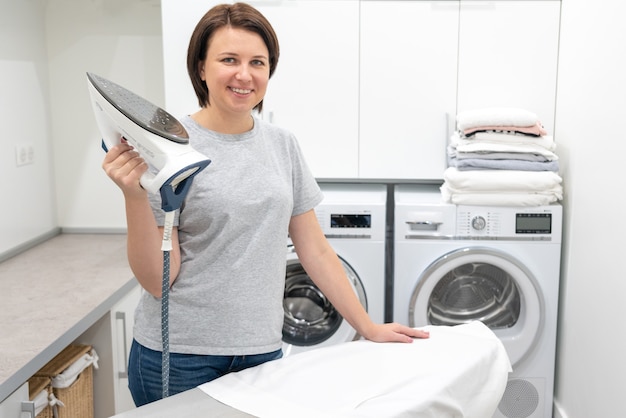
15, 143, 35, 167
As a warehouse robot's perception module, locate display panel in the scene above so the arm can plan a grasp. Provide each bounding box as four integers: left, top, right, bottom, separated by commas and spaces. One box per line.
516, 213, 552, 234
330, 214, 371, 228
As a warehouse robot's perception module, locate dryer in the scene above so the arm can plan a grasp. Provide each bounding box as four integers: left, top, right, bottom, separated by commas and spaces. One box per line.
393, 184, 562, 418
282, 183, 387, 356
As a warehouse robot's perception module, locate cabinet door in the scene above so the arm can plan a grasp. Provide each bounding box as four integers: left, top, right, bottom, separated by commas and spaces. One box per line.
111, 284, 141, 414
360, 1, 459, 180
254, 1, 360, 179
457, 1, 561, 134
0, 383, 28, 418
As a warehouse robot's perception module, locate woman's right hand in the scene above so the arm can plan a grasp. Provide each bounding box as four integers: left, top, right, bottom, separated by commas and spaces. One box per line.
102, 142, 148, 199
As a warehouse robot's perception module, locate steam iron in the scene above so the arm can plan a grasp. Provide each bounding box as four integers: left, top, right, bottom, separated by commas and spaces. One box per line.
86, 72, 210, 211
87, 72, 210, 398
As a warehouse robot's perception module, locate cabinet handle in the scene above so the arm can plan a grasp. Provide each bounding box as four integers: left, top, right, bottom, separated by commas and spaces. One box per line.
116, 311, 129, 379
21, 401, 35, 417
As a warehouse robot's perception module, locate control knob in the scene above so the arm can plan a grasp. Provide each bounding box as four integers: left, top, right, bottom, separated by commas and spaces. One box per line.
471, 216, 486, 231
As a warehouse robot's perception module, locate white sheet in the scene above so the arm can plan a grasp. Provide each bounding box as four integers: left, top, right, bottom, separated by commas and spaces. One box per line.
199, 322, 511, 418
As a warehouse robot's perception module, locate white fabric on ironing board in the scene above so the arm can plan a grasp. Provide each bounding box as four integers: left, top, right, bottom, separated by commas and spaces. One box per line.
199, 322, 511, 418
457, 107, 539, 131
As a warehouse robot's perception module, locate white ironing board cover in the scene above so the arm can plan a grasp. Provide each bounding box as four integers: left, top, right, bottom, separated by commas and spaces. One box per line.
199, 321, 512, 417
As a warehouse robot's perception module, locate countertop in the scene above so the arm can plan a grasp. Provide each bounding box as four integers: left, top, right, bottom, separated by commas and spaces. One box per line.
0, 233, 136, 402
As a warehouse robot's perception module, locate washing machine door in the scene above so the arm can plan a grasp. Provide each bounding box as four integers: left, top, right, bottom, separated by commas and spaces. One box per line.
409, 247, 544, 367
283, 246, 367, 356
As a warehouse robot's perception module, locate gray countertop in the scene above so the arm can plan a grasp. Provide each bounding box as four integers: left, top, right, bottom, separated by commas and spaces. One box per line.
0, 233, 136, 402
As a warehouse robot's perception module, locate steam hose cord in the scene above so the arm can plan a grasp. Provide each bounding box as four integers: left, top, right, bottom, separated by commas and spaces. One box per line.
160, 210, 175, 398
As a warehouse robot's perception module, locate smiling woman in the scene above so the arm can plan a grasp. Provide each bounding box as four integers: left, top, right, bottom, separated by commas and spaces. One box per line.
100, 2, 428, 408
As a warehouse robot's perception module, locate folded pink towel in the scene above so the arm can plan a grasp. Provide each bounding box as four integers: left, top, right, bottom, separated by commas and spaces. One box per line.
463, 121, 547, 137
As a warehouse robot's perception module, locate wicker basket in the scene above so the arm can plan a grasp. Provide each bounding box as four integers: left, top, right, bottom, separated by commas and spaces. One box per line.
34, 344, 94, 418
28, 376, 53, 418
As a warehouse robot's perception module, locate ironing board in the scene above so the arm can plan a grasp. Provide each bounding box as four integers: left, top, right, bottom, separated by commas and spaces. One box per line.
199, 321, 511, 418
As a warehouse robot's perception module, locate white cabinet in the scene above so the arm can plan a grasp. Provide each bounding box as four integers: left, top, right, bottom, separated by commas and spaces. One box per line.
0, 383, 28, 418
359, 1, 459, 180
162, 1, 561, 181
255, 1, 360, 179
457, 1, 561, 134
111, 284, 141, 414
75, 283, 141, 418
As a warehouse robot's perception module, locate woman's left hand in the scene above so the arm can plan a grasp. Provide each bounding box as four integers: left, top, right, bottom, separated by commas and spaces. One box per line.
362, 323, 430, 343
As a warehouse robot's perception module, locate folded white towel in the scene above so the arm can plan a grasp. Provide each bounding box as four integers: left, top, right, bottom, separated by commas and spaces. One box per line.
448, 155, 560, 172
457, 108, 539, 131
450, 141, 559, 161
456, 151, 553, 162
450, 131, 557, 152
443, 167, 562, 192
441, 184, 563, 206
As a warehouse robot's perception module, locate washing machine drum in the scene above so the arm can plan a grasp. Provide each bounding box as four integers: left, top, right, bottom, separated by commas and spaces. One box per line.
428, 262, 521, 328
410, 247, 544, 367
283, 249, 366, 347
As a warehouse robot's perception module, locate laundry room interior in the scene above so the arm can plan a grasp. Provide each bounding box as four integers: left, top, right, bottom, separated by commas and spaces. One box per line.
1, 0, 624, 417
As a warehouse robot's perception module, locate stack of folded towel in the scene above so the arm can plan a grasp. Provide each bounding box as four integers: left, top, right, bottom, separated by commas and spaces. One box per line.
442, 107, 563, 206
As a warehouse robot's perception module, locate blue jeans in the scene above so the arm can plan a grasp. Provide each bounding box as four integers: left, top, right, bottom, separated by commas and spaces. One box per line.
128, 339, 283, 406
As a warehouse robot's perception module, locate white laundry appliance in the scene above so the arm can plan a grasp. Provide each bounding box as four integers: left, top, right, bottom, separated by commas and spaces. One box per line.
282, 183, 387, 356
393, 184, 562, 418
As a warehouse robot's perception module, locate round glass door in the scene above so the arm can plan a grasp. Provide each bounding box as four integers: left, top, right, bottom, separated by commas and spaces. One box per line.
410, 247, 544, 367
283, 247, 366, 349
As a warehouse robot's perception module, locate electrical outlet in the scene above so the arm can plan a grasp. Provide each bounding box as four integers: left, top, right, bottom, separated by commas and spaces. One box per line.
15, 143, 35, 167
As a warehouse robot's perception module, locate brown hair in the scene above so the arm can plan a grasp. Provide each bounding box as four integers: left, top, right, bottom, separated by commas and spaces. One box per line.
187, 2, 280, 112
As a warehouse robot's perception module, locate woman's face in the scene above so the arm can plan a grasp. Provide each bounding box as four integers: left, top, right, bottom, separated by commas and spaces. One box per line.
200, 26, 270, 116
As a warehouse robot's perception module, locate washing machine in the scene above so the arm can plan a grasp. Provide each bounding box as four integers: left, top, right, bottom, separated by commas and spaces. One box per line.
393, 184, 562, 418
282, 183, 387, 357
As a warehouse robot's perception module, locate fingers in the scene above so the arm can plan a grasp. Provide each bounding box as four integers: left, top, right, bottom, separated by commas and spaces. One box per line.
102, 142, 132, 165
370, 323, 430, 344
403, 325, 430, 340
102, 143, 148, 191
391, 323, 430, 342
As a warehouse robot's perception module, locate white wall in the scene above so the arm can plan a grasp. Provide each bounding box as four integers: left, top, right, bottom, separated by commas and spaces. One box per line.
0, 0, 163, 258
0, 0, 57, 256
554, 1, 626, 417
46, 0, 163, 232
3, 0, 626, 416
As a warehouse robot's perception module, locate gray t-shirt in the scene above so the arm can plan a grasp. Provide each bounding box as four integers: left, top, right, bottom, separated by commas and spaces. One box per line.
133, 115, 323, 355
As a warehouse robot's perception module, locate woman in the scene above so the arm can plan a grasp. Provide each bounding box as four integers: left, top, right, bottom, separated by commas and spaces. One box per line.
102, 2, 429, 406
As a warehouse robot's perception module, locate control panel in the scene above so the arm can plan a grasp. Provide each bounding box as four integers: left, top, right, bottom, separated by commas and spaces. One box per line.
456, 205, 562, 242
